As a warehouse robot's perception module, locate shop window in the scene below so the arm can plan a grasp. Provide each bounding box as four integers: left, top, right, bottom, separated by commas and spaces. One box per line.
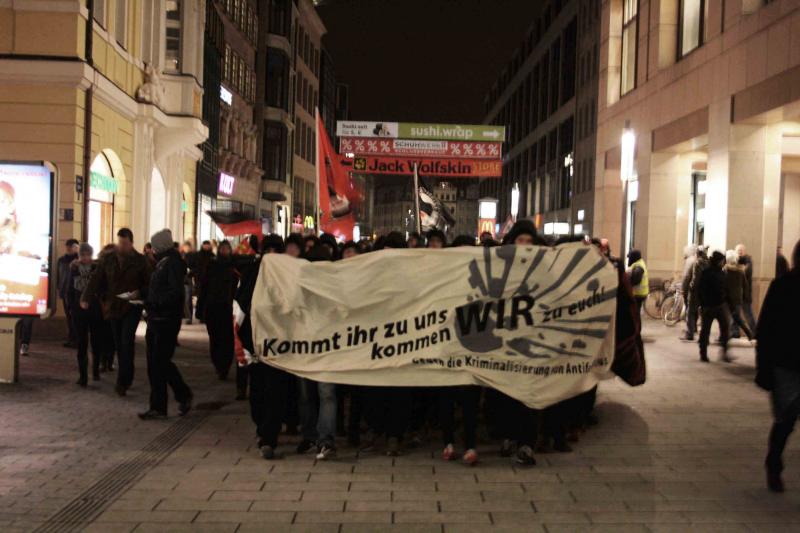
165, 0, 182, 73
88, 153, 117, 258
621, 0, 638, 96
689, 171, 707, 245
561, 19, 577, 105
679, 0, 707, 57
115, 0, 128, 48
266, 48, 290, 110
269, 0, 290, 37
264, 121, 288, 181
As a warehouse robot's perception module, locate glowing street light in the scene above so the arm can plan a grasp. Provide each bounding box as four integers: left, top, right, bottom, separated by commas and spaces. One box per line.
621, 122, 636, 183
510, 182, 520, 221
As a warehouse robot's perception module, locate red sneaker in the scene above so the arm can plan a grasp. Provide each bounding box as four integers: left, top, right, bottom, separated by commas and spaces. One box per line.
463, 449, 478, 466
442, 444, 456, 461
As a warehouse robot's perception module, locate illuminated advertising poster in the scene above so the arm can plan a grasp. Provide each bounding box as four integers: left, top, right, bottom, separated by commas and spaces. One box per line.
0, 163, 55, 316
339, 137, 502, 160
353, 157, 502, 178
336, 121, 506, 142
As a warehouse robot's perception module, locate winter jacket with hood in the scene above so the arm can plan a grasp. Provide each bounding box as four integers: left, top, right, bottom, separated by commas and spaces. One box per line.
724, 264, 749, 307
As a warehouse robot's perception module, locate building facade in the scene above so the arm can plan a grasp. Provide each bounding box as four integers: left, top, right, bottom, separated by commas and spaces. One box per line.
196, 0, 225, 243
290, 0, 325, 235
594, 0, 800, 307
195, 0, 263, 244
481, 0, 600, 237
257, 0, 324, 237
0, 0, 208, 252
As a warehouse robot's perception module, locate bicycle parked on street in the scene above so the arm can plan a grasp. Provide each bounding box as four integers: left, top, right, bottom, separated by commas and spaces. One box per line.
643, 278, 669, 320
660, 283, 686, 326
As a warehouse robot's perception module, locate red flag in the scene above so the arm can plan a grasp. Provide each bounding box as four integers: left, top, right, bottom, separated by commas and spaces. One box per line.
317, 113, 356, 240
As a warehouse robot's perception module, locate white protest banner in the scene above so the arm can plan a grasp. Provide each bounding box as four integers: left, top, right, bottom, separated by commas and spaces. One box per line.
250, 243, 618, 409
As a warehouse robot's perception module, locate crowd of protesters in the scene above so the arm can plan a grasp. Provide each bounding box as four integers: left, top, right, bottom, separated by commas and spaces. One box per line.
23, 217, 800, 490
36, 220, 646, 469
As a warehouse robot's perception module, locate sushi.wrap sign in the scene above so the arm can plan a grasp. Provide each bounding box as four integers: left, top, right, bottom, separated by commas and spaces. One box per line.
250, 243, 618, 409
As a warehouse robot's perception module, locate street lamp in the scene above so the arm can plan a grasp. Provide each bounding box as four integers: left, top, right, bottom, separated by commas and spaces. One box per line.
510, 182, 520, 222
620, 121, 636, 257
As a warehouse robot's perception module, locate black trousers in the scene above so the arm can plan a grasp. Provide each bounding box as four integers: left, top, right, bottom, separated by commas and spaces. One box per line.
699, 304, 731, 357
541, 400, 569, 446
205, 304, 234, 379
729, 304, 754, 340
111, 307, 142, 388
249, 363, 290, 448
19, 317, 34, 345
63, 297, 76, 342
365, 386, 411, 440
487, 389, 538, 447
439, 385, 480, 449
145, 318, 192, 414
71, 303, 104, 383
347, 385, 366, 438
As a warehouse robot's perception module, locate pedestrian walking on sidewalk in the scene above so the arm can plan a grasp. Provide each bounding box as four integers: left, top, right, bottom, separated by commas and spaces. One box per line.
138, 229, 193, 420
697, 251, 732, 363
201, 240, 239, 382
724, 250, 754, 341
82, 228, 151, 396
57, 238, 79, 348
68, 243, 101, 386
756, 240, 800, 493
733, 243, 757, 338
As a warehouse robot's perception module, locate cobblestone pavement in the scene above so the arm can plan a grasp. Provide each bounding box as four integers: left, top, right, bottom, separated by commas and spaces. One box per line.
2, 318, 800, 532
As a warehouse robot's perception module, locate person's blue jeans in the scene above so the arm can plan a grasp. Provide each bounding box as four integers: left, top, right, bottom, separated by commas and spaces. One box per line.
299, 379, 337, 447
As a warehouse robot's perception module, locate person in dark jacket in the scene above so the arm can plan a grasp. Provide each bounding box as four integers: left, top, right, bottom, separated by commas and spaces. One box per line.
733, 243, 757, 338
490, 220, 545, 466
681, 246, 708, 341
82, 228, 151, 396
58, 238, 80, 347
756, 240, 800, 493
138, 229, 193, 420
201, 240, 239, 384
439, 236, 481, 465
193, 241, 215, 322
697, 251, 732, 363
234, 237, 293, 459
67, 243, 98, 386
360, 232, 413, 457
724, 250, 754, 341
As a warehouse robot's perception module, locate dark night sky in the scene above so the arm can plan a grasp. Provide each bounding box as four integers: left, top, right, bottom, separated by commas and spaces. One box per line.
317, 0, 543, 124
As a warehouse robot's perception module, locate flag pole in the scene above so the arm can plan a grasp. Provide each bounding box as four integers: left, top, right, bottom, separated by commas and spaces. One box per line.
413, 162, 421, 235
315, 108, 321, 236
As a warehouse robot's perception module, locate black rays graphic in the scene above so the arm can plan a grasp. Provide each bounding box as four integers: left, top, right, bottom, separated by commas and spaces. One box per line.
533, 248, 591, 301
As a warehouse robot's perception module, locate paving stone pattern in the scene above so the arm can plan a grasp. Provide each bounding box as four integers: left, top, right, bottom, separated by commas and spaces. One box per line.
2, 319, 800, 532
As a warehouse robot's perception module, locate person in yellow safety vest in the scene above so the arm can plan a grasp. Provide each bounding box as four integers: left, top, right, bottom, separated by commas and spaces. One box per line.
627, 249, 649, 315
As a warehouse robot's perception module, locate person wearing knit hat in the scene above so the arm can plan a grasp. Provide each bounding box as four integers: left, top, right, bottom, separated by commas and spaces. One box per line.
139, 228, 193, 420
150, 228, 174, 254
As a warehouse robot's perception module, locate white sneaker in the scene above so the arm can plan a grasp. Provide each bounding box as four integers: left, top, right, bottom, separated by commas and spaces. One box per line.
19, 343, 29, 356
